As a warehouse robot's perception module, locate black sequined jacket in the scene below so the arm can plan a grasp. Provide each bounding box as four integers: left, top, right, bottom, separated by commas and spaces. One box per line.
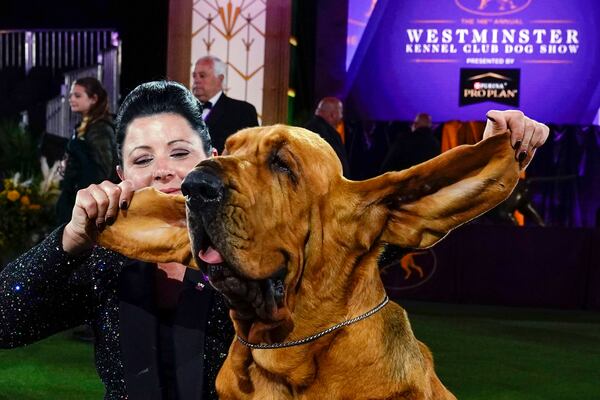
0, 226, 233, 399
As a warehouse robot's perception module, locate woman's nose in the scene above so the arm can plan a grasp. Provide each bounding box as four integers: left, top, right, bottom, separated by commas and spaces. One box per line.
152, 168, 175, 180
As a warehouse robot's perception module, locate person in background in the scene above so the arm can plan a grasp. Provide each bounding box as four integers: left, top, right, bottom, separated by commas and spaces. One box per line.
192, 56, 258, 153
0, 81, 232, 400
304, 97, 351, 177
56, 77, 118, 224
379, 112, 440, 173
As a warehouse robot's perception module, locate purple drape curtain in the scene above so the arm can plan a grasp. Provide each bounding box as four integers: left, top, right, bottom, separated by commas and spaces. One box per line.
527, 125, 600, 228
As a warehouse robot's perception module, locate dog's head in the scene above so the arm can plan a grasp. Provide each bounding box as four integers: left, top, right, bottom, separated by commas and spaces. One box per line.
180, 125, 345, 341
100, 124, 519, 344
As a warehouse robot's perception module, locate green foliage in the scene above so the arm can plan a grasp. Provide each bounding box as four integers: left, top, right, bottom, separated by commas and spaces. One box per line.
0, 120, 61, 264
0, 120, 41, 179
0, 173, 60, 263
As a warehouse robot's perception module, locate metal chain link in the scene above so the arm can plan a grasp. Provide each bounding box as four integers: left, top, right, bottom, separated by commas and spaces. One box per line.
236, 295, 390, 350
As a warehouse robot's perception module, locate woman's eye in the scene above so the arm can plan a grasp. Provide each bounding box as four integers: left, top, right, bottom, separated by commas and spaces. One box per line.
133, 157, 152, 165
172, 150, 190, 158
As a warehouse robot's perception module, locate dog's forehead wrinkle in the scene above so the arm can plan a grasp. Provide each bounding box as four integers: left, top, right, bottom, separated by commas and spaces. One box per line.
283, 148, 304, 178
258, 129, 290, 154
255, 126, 342, 184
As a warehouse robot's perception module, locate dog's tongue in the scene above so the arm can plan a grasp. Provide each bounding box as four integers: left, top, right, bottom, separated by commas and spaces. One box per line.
198, 246, 224, 264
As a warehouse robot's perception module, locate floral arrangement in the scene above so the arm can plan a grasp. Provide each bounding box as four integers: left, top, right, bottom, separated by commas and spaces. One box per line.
0, 158, 61, 263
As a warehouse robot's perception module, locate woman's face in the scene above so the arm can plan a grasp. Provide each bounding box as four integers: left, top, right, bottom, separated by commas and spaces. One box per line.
68, 84, 96, 115
118, 113, 212, 193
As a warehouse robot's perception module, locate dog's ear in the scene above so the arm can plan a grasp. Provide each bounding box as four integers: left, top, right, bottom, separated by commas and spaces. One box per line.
352, 132, 519, 249
97, 187, 197, 268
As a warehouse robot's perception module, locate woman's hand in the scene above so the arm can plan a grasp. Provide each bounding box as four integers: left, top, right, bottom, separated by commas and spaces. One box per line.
483, 109, 550, 169
62, 180, 135, 255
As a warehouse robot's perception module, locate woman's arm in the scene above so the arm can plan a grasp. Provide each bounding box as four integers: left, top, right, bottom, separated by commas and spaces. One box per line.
1, 174, 136, 347
0, 225, 96, 348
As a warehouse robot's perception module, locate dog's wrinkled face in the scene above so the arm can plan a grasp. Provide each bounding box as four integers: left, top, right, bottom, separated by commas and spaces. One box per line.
182, 125, 342, 329
99, 125, 518, 345
180, 126, 520, 340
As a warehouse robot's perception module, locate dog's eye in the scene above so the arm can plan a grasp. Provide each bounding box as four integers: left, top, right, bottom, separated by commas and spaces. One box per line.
269, 150, 298, 185
270, 154, 291, 174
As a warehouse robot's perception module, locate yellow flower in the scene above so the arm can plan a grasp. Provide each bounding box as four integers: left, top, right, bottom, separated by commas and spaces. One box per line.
7, 190, 20, 202
28, 204, 41, 210
20, 195, 30, 206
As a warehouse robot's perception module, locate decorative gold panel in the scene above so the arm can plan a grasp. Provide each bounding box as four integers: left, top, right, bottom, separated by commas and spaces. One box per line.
191, 0, 266, 119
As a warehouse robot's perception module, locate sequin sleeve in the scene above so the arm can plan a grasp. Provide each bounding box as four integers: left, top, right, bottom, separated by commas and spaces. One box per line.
0, 225, 97, 348
202, 292, 234, 399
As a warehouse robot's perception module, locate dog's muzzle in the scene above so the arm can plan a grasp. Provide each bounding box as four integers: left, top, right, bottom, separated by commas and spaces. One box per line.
181, 167, 224, 209
181, 165, 227, 267
181, 166, 288, 322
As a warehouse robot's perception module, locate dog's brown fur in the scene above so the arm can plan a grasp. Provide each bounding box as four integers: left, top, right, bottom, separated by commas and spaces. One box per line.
99, 125, 519, 400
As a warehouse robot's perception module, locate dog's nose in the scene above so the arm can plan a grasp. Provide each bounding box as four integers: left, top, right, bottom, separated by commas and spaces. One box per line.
182, 169, 224, 205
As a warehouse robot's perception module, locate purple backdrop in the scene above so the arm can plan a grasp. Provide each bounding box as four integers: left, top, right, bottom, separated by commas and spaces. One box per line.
345, 0, 600, 124
382, 224, 600, 310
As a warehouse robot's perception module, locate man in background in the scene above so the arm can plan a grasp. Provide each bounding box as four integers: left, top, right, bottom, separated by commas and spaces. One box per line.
192, 56, 259, 153
304, 97, 350, 177
379, 112, 440, 173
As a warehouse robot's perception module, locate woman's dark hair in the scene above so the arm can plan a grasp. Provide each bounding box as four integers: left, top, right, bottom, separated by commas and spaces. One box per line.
115, 80, 212, 164
74, 76, 110, 123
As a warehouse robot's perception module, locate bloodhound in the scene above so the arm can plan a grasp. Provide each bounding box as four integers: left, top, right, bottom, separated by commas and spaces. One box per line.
99, 125, 520, 399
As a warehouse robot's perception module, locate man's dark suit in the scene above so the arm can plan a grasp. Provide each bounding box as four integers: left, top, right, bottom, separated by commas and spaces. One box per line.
205, 94, 259, 153
304, 115, 351, 177
379, 127, 440, 173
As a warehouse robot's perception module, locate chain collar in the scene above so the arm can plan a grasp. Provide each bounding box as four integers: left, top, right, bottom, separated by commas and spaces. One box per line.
236, 295, 389, 350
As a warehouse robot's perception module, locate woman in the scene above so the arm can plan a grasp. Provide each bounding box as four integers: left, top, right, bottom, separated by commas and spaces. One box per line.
56, 77, 119, 224
0, 81, 233, 400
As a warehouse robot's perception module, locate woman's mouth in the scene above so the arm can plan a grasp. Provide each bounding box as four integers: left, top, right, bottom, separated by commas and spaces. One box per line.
160, 188, 182, 195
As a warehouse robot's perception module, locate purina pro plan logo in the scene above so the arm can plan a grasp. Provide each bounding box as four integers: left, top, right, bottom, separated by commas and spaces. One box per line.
460, 68, 520, 106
